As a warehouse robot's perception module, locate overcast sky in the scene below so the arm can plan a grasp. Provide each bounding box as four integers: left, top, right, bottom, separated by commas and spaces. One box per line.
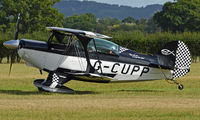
79, 0, 174, 7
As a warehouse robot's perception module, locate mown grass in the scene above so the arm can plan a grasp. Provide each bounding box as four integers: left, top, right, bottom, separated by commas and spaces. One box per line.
0, 63, 199, 120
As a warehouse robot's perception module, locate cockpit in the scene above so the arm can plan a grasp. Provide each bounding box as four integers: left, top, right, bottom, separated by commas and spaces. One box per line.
47, 31, 119, 56
72, 38, 119, 56
88, 38, 119, 55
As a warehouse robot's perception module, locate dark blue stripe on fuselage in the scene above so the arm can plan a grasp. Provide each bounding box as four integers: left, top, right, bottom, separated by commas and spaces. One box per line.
19, 39, 163, 68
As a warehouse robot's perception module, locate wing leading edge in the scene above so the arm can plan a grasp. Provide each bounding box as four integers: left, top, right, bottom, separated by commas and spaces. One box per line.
46, 27, 112, 39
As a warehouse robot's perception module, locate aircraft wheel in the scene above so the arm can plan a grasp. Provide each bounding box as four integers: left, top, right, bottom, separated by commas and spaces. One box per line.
34, 79, 45, 92
38, 87, 45, 92
178, 84, 184, 90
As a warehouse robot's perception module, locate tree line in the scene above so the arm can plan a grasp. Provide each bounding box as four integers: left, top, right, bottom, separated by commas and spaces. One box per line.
0, 0, 199, 63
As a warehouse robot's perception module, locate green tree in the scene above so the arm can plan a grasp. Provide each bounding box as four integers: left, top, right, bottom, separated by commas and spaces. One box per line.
98, 17, 121, 26
145, 17, 160, 33
0, 0, 64, 33
96, 17, 121, 32
122, 17, 135, 24
136, 18, 147, 25
153, 0, 200, 32
64, 13, 97, 31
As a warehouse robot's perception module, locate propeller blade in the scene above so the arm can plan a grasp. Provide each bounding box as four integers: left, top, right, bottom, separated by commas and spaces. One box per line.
9, 51, 16, 75
9, 13, 21, 75
14, 13, 20, 40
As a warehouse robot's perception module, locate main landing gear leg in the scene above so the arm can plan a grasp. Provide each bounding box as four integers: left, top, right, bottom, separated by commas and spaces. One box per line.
33, 71, 75, 94
169, 79, 184, 90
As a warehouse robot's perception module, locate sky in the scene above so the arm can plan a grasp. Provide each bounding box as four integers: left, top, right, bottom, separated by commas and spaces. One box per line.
79, 0, 174, 7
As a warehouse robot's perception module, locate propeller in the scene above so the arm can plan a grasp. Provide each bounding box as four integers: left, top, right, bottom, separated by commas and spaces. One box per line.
9, 13, 21, 75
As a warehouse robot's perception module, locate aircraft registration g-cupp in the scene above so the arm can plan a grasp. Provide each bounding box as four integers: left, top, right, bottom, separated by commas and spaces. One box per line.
3, 15, 191, 93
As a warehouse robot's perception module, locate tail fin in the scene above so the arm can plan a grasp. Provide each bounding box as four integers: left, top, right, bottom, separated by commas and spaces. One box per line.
157, 41, 191, 79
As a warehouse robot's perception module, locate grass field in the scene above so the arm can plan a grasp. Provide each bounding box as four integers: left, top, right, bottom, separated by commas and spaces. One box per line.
0, 63, 200, 120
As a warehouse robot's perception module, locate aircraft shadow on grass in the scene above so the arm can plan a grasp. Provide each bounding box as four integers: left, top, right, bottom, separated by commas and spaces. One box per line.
0, 89, 164, 95
0, 90, 99, 95
118, 89, 164, 93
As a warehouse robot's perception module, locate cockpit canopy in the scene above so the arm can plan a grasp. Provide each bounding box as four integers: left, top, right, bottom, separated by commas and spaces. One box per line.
48, 31, 119, 55
72, 38, 119, 55
88, 38, 119, 55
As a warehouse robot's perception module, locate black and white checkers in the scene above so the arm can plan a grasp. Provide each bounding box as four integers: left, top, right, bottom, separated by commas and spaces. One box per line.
50, 73, 59, 88
173, 41, 191, 78
119, 47, 128, 53
52, 73, 59, 83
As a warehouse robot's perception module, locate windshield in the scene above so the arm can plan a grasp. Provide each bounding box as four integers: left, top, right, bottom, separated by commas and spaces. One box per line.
71, 38, 119, 55
88, 38, 119, 55
48, 32, 73, 45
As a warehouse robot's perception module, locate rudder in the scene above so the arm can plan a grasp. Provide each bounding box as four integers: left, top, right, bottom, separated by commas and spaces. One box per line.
173, 41, 191, 78
157, 41, 191, 79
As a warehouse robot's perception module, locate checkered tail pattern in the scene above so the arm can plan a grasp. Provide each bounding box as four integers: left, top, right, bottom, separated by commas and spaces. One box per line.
173, 41, 191, 79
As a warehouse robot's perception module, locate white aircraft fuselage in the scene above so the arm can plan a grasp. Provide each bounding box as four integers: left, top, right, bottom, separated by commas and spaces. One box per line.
18, 39, 173, 83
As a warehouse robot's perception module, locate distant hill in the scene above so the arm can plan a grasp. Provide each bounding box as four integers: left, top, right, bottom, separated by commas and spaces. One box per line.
54, 0, 162, 20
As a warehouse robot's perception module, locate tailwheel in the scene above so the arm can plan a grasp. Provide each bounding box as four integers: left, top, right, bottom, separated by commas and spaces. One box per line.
166, 79, 184, 90
178, 84, 184, 90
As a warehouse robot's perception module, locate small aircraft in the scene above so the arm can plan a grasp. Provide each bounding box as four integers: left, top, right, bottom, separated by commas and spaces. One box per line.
3, 14, 191, 93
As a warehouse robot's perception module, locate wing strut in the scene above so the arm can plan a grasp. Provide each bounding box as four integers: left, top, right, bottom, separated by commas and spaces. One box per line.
93, 39, 103, 74
76, 36, 98, 75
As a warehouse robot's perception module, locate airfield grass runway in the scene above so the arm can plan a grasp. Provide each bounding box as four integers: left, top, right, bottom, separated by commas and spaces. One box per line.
0, 63, 199, 120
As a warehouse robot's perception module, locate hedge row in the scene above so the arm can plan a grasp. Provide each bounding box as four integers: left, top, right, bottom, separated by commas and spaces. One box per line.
110, 31, 200, 62
0, 31, 199, 62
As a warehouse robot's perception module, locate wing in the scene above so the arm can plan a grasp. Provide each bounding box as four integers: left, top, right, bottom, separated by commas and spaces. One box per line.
46, 27, 112, 39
